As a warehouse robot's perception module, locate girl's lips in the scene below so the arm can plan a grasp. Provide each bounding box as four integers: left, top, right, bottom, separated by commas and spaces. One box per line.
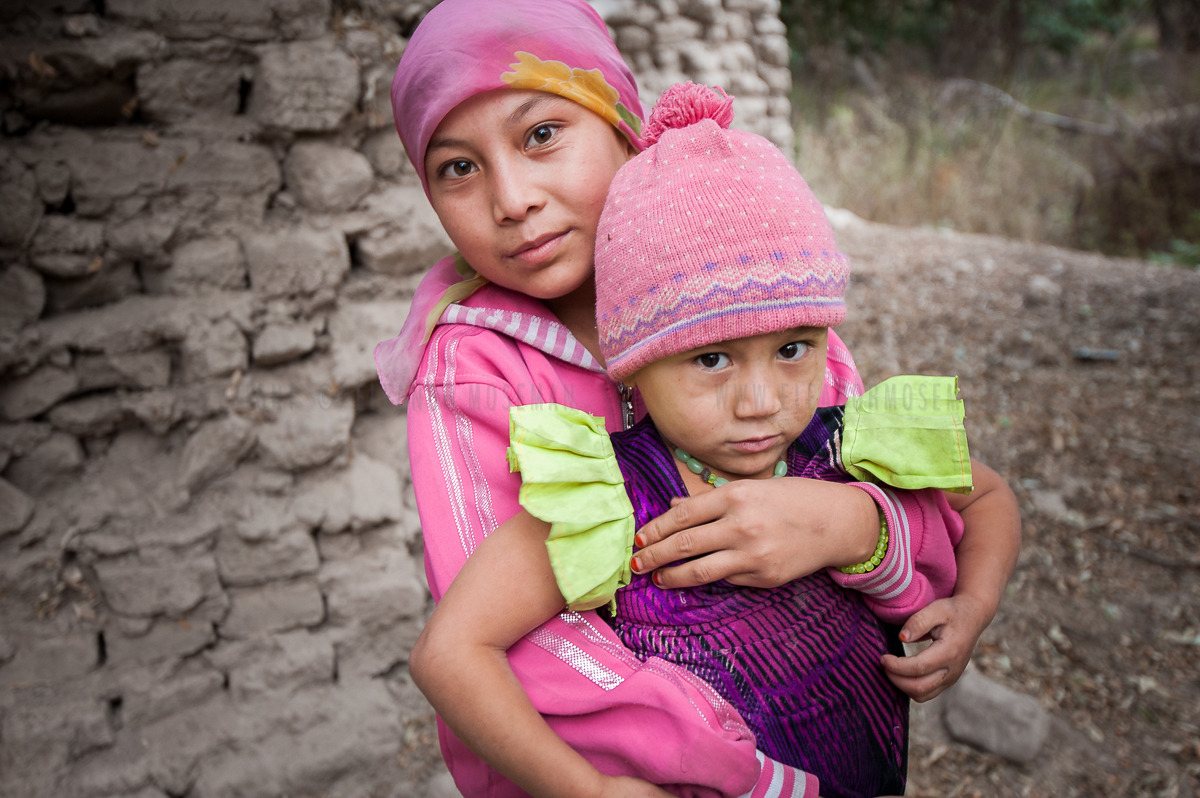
509, 230, 568, 265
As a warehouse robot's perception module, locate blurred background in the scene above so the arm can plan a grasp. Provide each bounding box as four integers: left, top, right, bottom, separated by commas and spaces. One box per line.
1, 1, 1196, 797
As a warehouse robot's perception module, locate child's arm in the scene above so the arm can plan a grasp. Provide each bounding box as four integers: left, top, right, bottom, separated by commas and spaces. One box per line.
881, 459, 1021, 701
410, 509, 674, 798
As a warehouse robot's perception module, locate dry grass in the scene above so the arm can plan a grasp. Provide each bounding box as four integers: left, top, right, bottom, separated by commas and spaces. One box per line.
789, 46, 1200, 263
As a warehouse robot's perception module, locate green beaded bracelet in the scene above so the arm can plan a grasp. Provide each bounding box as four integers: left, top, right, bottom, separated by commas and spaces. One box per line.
838, 509, 889, 575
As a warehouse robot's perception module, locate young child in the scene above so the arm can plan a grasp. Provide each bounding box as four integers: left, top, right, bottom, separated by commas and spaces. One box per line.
377, 1, 1021, 795
410, 83, 1011, 798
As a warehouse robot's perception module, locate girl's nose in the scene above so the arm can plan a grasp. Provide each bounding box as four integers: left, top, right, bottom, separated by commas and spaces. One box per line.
491, 160, 546, 223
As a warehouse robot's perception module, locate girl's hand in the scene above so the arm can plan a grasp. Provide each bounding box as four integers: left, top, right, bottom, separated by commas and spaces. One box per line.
630, 477, 879, 589
593, 776, 675, 798
880, 593, 991, 702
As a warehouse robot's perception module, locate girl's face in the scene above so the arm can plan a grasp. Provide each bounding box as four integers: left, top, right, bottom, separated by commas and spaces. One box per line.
631, 327, 830, 483
424, 89, 635, 305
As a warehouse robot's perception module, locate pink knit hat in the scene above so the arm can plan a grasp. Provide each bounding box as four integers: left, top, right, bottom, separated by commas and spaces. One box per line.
596, 83, 850, 383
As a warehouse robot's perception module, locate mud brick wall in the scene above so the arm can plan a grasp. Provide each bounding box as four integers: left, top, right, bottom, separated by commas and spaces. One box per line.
0, 1, 793, 795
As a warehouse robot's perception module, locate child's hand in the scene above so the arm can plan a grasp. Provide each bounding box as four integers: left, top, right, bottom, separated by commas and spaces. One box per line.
880, 593, 990, 702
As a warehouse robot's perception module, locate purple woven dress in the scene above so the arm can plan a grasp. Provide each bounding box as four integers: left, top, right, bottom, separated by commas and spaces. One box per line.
605, 411, 908, 798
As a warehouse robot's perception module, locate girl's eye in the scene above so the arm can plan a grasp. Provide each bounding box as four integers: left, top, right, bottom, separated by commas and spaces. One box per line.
696, 352, 730, 369
526, 123, 560, 148
779, 341, 811, 361
438, 159, 477, 179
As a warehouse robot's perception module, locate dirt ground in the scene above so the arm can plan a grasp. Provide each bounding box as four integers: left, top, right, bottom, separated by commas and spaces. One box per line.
394, 215, 1200, 797
829, 214, 1200, 798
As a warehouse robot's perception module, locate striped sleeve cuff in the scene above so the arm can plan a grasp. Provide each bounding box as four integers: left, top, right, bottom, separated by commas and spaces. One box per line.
738, 750, 819, 798
830, 483, 915, 604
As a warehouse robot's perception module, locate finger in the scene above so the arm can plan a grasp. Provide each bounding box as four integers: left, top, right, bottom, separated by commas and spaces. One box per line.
898, 603, 949, 644
633, 517, 736, 574
881, 647, 951, 679
884, 664, 951, 702
645, 549, 748, 590
634, 492, 725, 549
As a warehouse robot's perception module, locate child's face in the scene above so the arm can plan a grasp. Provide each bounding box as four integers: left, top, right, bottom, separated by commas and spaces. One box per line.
424, 89, 634, 303
632, 327, 830, 482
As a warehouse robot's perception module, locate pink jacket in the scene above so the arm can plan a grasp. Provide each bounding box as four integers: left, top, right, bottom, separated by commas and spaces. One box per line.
380, 256, 961, 797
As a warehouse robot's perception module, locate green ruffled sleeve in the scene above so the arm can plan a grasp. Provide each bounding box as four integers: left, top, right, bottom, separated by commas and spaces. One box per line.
507, 404, 635, 612
841, 376, 973, 494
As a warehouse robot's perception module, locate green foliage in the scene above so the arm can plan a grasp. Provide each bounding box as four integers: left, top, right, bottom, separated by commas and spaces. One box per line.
780, 0, 1149, 75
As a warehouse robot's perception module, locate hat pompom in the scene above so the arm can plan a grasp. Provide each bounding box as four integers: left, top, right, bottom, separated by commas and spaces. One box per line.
640, 82, 734, 147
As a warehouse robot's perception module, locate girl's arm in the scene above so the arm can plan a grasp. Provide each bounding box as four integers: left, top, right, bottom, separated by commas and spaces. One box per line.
405, 327, 763, 796
881, 459, 1021, 701
410, 510, 672, 798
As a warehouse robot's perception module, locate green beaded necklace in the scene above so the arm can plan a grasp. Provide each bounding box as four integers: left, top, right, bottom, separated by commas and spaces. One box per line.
673, 447, 788, 487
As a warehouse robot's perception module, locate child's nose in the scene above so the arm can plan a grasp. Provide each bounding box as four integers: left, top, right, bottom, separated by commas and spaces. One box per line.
733, 374, 784, 418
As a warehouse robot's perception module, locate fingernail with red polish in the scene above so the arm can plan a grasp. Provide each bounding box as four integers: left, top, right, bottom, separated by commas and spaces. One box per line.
630, 556, 640, 573
634, 533, 646, 548
651, 571, 662, 586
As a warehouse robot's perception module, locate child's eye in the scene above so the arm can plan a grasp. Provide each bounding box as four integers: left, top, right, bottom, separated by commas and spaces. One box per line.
526, 123, 561, 148
696, 352, 730, 369
778, 342, 811, 361
437, 159, 477, 179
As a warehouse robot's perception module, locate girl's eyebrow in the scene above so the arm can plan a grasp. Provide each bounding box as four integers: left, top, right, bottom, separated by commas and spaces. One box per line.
507, 94, 554, 125
426, 95, 561, 154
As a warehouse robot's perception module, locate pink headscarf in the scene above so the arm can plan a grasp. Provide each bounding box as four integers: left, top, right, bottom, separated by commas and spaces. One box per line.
391, 0, 644, 198
376, 0, 645, 405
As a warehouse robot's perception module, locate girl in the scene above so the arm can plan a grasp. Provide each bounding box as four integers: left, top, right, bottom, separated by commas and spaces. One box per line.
375, 1, 1020, 795
410, 83, 1012, 798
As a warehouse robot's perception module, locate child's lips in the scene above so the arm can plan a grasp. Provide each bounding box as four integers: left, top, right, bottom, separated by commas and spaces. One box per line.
729, 434, 783, 454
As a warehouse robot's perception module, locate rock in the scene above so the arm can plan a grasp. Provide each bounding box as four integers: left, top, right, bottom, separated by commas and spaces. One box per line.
45, 260, 142, 312
220, 577, 325, 638
0, 265, 46, 330
34, 159, 72, 207
361, 130, 409, 178
205, 629, 335, 699
0, 477, 35, 537
74, 350, 172, 393
29, 216, 105, 279
103, 617, 217, 667
215, 525, 319, 587
426, 767, 462, 798
248, 40, 360, 132
137, 57, 244, 121
107, 0, 330, 41
284, 142, 375, 212
3, 430, 85, 494
162, 237, 248, 294
1024, 273, 1064, 307
107, 211, 179, 268
355, 186, 454, 276
243, 226, 350, 297
0, 365, 79, 421
252, 321, 317, 366
256, 395, 354, 471
93, 550, 225, 619
295, 452, 404, 533
327, 299, 411, 390
180, 413, 257, 492
0, 154, 43, 248
0, 625, 100, 688
180, 317, 248, 380
942, 668, 1051, 764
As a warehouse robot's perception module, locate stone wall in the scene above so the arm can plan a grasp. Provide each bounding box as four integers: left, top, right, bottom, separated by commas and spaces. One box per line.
0, 1, 792, 795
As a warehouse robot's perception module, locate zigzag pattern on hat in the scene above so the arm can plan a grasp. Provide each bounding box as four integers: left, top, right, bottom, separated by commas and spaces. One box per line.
601, 268, 848, 353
